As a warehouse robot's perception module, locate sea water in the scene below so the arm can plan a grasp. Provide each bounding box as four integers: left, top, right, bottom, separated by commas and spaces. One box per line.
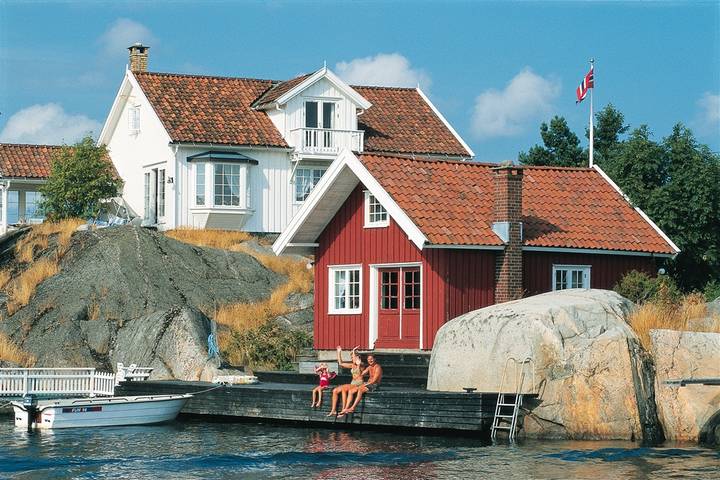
0, 417, 717, 479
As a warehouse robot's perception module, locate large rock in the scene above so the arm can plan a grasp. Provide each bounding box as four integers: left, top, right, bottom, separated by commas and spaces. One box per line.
428, 289, 663, 442
0, 226, 283, 379
650, 329, 720, 444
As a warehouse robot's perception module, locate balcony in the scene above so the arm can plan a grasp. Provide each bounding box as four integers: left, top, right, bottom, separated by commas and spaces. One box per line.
290, 128, 364, 156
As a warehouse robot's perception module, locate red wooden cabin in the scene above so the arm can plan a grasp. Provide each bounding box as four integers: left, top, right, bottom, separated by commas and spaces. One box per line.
274, 150, 679, 351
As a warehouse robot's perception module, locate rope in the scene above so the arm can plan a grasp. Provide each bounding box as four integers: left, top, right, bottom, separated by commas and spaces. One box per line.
189, 384, 225, 396
207, 333, 220, 359
0, 401, 13, 409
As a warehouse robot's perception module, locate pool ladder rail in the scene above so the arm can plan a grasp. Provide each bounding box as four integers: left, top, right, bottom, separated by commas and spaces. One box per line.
491, 357, 536, 442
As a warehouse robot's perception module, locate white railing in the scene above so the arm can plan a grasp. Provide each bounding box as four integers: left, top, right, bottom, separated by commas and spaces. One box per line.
290, 128, 364, 155
115, 363, 153, 385
0, 368, 116, 397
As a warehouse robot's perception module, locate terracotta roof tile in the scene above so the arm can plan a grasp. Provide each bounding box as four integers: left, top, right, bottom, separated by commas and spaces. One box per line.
0, 143, 58, 178
355, 86, 470, 157
134, 72, 289, 148
360, 154, 676, 254
252, 73, 313, 108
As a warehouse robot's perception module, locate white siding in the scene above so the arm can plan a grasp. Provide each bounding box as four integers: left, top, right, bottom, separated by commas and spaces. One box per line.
105, 76, 175, 228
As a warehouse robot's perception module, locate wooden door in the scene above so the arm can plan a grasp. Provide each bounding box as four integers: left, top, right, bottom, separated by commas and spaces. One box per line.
376, 266, 420, 349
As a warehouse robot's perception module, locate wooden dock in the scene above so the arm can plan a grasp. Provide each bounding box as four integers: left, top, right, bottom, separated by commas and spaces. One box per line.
115, 379, 501, 434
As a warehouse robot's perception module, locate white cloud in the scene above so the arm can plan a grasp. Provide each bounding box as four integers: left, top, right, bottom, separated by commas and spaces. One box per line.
0, 104, 102, 145
695, 92, 720, 135
471, 68, 561, 139
98, 18, 155, 58
335, 53, 431, 89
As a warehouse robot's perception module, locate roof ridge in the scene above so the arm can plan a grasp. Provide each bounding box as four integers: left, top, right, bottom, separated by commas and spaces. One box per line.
520, 164, 594, 171
0, 143, 64, 148
136, 71, 278, 83
352, 84, 417, 91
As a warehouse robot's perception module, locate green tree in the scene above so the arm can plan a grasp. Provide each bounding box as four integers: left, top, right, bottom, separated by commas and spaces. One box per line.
591, 103, 629, 165
519, 116, 586, 167
40, 136, 122, 220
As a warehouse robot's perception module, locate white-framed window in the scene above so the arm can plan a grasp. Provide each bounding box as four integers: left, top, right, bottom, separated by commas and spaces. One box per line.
214, 163, 242, 206
195, 163, 206, 206
128, 105, 140, 132
295, 167, 325, 202
364, 191, 389, 228
552, 265, 591, 291
143, 172, 151, 219
157, 169, 166, 219
305, 100, 335, 129
7, 191, 19, 224
25, 191, 44, 222
329, 265, 362, 314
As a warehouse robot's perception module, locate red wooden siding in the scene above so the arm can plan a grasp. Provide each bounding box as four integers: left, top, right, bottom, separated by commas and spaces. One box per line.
315, 185, 498, 350
523, 252, 657, 297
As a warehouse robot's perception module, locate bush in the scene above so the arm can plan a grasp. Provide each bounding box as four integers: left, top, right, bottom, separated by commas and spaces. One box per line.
614, 270, 681, 304
224, 320, 311, 371
704, 279, 720, 303
40, 136, 122, 220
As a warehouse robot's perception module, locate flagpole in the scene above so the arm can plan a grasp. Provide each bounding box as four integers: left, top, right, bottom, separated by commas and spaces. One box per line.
589, 58, 594, 168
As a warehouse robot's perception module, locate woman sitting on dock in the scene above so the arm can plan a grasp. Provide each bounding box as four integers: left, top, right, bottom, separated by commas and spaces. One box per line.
326, 346, 365, 416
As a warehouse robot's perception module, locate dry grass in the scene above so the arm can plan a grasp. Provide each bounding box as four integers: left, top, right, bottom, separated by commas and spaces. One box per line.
164, 228, 314, 362
6, 259, 60, 315
0, 331, 34, 367
0, 269, 11, 289
165, 228, 251, 251
628, 293, 720, 350
87, 301, 101, 321
15, 218, 85, 263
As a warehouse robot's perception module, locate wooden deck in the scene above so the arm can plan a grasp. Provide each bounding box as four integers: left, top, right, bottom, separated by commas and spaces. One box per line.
116, 380, 503, 435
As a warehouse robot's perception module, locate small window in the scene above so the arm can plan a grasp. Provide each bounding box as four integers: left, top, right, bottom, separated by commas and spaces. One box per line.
25, 191, 44, 222
295, 167, 325, 202
7, 191, 18, 224
128, 105, 140, 132
381, 271, 399, 309
143, 172, 151, 220
214, 163, 242, 206
404, 269, 421, 309
195, 163, 206, 206
364, 192, 388, 228
552, 265, 591, 290
329, 266, 361, 314
305, 101, 319, 128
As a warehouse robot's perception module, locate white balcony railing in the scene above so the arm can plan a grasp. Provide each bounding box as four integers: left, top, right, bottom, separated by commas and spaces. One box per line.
290, 128, 364, 155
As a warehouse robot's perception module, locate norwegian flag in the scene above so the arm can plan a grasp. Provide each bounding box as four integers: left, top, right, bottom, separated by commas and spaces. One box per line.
576, 65, 594, 103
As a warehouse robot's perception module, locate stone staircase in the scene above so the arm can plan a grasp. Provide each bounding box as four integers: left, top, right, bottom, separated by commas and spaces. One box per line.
256, 350, 431, 390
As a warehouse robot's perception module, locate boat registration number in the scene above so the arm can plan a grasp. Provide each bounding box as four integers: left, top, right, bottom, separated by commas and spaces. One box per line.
61, 406, 103, 413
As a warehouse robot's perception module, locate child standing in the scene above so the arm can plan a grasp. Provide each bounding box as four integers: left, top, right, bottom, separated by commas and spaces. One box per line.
311, 363, 337, 408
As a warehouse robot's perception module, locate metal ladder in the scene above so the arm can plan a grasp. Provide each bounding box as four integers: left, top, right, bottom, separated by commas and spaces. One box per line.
491, 357, 535, 442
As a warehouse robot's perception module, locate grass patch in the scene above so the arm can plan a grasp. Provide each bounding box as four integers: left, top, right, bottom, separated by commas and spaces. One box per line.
628, 292, 720, 350
15, 218, 85, 263
0, 331, 34, 367
165, 228, 314, 369
7, 259, 60, 315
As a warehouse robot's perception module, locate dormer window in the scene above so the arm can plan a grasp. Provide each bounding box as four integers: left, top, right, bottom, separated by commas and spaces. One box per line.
128, 104, 140, 133
364, 191, 389, 228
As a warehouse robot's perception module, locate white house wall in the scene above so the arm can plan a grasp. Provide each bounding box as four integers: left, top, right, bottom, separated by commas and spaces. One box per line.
175, 147, 297, 233
105, 77, 174, 225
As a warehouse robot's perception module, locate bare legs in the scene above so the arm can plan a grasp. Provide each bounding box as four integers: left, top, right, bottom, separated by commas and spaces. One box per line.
342, 385, 368, 414
311, 386, 327, 408
327, 385, 348, 416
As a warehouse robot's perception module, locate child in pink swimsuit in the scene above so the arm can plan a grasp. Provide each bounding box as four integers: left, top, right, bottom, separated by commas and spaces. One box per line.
311, 363, 337, 408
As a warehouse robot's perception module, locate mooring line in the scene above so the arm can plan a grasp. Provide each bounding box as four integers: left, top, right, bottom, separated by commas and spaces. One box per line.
190, 384, 226, 395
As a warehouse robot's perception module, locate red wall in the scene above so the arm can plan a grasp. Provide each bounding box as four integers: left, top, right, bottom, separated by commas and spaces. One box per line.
523, 251, 657, 297
314, 185, 495, 350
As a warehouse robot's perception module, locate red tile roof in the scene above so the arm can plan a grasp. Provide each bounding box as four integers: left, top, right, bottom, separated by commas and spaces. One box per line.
355, 87, 470, 157
252, 73, 313, 108
360, 154, 676, 254
132, 71, 470, 156
134, 72, 289, 148
0, 143, 59, 178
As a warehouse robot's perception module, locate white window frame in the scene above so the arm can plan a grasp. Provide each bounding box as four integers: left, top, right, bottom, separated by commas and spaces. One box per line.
294, 166, 326, 203
128, 104, 140, 133
195, 163, 206, 207
364, 191, 389, 228
552, 264, 591, 291
328, 264, 362, 315
304, 98, 338, 129
157, 168, 166, 221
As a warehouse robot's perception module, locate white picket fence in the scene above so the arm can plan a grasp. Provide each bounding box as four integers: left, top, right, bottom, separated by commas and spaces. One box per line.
0, 368, 116, 397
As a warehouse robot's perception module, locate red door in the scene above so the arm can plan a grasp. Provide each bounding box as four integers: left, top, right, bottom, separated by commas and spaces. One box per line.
376, 267, 421, 349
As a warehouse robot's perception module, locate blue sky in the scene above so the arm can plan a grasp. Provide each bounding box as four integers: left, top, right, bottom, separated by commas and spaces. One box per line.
0, 0, 718, 161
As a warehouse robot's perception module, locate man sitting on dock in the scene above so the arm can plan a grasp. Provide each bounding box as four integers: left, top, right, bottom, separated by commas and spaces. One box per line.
339, 354, 383, 415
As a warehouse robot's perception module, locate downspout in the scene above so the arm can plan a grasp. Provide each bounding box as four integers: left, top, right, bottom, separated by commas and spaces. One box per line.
0, 179, 10, 234
173, 144, 180, 229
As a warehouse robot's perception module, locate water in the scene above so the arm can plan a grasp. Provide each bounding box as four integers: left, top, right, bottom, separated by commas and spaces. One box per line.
0, 417, 717, 479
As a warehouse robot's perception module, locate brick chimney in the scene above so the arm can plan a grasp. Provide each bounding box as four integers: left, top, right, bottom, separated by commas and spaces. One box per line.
492, 165, 524, 303
128, 43, 149, 72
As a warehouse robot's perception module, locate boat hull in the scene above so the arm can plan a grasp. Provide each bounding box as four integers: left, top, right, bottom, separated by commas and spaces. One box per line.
12, 394, 191, 429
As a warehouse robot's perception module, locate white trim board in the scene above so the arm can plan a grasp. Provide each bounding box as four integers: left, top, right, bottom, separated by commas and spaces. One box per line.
523, 246, 675, 258
416, 87, 474, 158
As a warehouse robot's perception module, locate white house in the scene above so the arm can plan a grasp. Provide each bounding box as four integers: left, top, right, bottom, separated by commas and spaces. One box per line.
98, 44, 474, 233
0, 143, 54, 233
